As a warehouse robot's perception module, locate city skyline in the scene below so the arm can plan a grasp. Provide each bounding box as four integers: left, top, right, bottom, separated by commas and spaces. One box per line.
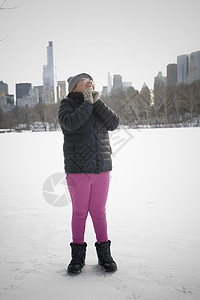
0, 0, 200, 95
1, 46, 200, 106
1, 47, 200, 108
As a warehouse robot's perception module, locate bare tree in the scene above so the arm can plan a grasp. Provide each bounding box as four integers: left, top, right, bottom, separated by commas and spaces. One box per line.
0, 0, 20, 41
18, 106, 34, 130
165, 87, 180, 124
34, 103, 48, 131
102, 88, 140, 127
47, 103, 59, 130
138, 89, 153, 125
0, 0, 19, 11
0, 108, 4, 128
3, 109, 17, 131
193, 81, 200, 124
176, 82, 199, 124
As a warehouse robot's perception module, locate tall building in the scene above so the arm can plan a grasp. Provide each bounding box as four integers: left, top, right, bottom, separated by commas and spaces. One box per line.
34, 85, 43, 103
57, 81, 66, 102
140, 83, 151, 105
0, 80, 8, 95
104, 73, 133, 95
16, 84, 39, 107
177, 54, 189, 83
0, 80, 14, 112
177, 51, 200, 84
102, 86, 108, 97
0, 81, 14, 111
154, 71, 166, 87
6, 94, 14, 106
153, 71, 166, 106
187, 50, 200, 83
123, 82, 132, 91
107, 72, 112, 95
0, 94, 7, 111
43, 41, 56, 104
167, 64, 177, 87
112, 74, 123, 92
16, 83, 32, 105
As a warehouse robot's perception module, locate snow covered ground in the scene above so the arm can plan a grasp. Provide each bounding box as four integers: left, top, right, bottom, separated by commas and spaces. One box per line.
0, 127, 200, 300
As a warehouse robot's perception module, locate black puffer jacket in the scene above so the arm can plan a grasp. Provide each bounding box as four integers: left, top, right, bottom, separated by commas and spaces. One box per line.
58, 92, 120, 174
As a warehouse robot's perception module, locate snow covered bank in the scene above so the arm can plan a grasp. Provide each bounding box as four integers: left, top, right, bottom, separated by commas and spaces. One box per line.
0, 128, 200, 299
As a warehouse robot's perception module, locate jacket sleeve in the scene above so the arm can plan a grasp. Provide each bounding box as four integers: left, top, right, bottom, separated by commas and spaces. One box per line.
58, 99, 93, 132
93, 99, 120, 131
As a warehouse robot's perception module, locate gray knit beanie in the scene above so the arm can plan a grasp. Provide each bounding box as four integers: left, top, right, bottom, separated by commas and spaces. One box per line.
67, 73, 93, 93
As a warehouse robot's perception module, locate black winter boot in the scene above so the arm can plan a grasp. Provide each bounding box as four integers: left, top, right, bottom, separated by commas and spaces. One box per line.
95, 240, 117, 272
67, 242, 87, 274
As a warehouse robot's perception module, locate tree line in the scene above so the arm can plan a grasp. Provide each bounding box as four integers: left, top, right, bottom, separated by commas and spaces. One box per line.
0, 103, 60, 131
1, 81, 200, 132
102, 80, 200, 128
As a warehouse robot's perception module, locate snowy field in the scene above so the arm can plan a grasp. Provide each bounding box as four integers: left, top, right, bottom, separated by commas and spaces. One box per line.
0, 127, 200, 300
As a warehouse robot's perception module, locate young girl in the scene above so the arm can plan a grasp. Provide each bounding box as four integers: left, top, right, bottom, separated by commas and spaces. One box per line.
58, 73, 119, 274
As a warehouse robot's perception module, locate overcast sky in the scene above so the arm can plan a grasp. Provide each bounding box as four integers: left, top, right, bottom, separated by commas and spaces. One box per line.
0, 0, 200, 95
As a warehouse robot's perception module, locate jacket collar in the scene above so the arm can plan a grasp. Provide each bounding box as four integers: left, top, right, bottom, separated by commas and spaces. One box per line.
68, 92, 84, 103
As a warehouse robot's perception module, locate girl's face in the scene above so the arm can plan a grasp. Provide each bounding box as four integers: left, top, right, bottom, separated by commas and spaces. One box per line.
73, 78, 95, 93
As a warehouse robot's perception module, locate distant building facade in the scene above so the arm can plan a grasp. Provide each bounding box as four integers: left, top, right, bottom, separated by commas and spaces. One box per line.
107, 72, 112, 95
112, 74, 123, 92
167, 63, 177, 87
0, 80, 8, 95
16, 84, 39, 107
0, 94, 7, 110
0, 94, 14, 112
101, 73, 133, 95
16, 83, 32, 102
102, 86, 108, 97
34, 85, 43, 103
177, 50, 200, 84
187, 50, 200, 83
177, 55, 189, 83
6, 94, 14, 106
140, 83, 151, 105
154, 71, 166, 87
153, 71, 166, 106
123, 82, 132, 91
0, 81, 14, 112
57, 81, 66, 102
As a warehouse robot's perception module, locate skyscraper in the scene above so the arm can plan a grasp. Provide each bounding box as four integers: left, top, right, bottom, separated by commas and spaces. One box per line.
123, 82, 132, 91
16, 83, 32, 104
177, 51, 200, 84
154, 71, 166, 87
43, 41, 56, 104
57, 81, 66, 102
140, 83, 151, 105
177, 54, 189, 84
187, 50, 200, 83
102, 86, 108, 97
112, 74, 123, 92
107, 72, 112, 95
0, 81, 14, 111
0, 80, 8, 95
167, 64, 177, 87
153, 71, 166, 106
16, 83, 39, 107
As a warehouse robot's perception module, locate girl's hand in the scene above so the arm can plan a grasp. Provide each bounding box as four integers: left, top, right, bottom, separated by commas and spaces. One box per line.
83, 87, 93, 103
92, 91, 100, 102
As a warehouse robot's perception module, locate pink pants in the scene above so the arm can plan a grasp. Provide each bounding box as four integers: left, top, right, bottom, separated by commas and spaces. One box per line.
67, 172, 110, 244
